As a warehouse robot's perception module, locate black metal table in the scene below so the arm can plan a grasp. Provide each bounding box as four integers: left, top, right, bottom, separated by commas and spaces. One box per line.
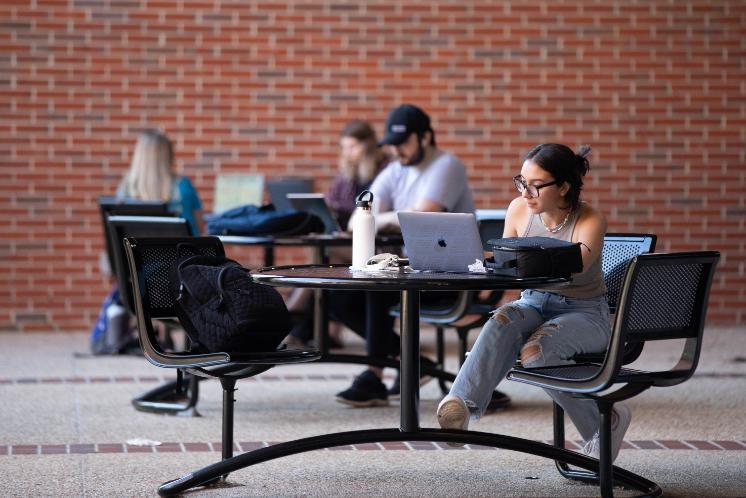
159, 265, 658, 496
221, 234, 509, 407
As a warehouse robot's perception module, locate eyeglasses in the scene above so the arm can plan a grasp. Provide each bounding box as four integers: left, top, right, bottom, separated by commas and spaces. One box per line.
513, 175, 559, 198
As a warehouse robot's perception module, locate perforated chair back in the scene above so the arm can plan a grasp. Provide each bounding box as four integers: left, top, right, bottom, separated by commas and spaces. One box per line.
604, 251, 720, 386
128, 237, 223, 319
602, 234, 656, 313
106, 216, 192, 315
98, 196, 172, 274
617, 252, 717, 343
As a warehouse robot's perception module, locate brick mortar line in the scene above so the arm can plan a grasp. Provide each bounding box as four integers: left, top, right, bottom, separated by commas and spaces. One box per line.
3, 439, 746, 456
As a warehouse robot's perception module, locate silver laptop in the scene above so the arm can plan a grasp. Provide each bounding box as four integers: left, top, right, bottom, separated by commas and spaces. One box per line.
287, 193, 342, 234
398, 212, 484, 272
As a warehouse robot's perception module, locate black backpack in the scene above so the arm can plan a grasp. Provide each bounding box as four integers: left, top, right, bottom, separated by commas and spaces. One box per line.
206, 204, 326, 236
170, 253, 292, 353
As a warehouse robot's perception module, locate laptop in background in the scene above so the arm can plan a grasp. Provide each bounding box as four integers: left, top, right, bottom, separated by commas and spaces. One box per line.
287, 193, 341, 234
398, 212, 484, 272
213, 173, 264, 214
266, 177, 313, 211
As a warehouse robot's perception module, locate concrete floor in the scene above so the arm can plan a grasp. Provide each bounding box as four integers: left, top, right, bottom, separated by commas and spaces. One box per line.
1, 326, 745, 497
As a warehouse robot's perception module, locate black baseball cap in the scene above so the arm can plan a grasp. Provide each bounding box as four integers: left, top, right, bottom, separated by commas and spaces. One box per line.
379, 104, 432, 146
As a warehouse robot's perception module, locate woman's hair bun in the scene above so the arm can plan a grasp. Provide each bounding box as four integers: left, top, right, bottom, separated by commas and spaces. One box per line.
575, 145, 591, 176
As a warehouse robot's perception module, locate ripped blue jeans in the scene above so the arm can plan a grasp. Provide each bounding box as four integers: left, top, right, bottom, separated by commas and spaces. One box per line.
449, 289, 611, 440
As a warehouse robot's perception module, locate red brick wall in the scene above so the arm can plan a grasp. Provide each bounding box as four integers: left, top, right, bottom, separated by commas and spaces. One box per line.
1, 1, 744, 331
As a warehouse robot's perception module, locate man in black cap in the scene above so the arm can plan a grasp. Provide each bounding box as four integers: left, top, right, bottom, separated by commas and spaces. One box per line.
330, 104, 511, 409
368, 103, 475, 232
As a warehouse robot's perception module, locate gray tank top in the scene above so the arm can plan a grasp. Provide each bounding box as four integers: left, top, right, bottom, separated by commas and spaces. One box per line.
522, 207, 606, 299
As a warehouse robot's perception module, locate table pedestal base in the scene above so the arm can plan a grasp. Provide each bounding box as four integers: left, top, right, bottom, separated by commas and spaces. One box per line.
157, 428, 661, 498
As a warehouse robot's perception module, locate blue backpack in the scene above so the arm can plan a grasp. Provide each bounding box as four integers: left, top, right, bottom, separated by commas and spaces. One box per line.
206, 204, 325, 236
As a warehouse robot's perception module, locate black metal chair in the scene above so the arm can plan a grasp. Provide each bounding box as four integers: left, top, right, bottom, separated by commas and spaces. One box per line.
105, 215, 199, 415
107, 216, 191, 318
98, 196, 172, 275
507, 250, 720, 497
552, 233, 656, 479
123, 236, 319, 491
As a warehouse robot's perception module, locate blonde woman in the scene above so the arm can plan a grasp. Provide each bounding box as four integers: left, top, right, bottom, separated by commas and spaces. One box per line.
92, 129, 203, 354
117, 129, 204, 234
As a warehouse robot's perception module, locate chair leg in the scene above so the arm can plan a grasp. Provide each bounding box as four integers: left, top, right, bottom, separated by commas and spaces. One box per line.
457, 328, 468, 366
553, 401, 599, 483
435, 327, 449, 395
598, 401, 615, 498
221, 378, 236, 462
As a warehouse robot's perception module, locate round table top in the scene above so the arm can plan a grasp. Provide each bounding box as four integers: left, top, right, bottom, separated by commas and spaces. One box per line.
253, 264, 569, 291
219, 233, 403, 247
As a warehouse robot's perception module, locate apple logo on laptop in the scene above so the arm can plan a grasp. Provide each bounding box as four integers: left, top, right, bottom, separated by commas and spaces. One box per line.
437, 238, 447, 248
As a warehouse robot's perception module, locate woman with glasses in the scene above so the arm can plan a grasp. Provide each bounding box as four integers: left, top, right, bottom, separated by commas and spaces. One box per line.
437, 143, 632, 463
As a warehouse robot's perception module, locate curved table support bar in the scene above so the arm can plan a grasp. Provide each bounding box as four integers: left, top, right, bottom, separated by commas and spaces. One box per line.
157, 428, 661, 497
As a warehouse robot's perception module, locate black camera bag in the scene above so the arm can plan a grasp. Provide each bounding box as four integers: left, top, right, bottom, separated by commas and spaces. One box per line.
485, 236, 583, 278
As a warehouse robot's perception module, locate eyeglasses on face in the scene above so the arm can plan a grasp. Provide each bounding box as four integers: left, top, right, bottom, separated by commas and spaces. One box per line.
512, 175, 559, 198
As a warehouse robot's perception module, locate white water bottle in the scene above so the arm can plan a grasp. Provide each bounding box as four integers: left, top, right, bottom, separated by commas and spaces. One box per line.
351, 190, 376, 269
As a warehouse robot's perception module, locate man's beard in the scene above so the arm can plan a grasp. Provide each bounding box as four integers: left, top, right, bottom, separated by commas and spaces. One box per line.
401, 141, 425, 166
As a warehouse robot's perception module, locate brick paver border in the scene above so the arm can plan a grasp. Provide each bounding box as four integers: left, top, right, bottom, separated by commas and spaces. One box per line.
2, 439, 745, 456
2, 371, 744, 385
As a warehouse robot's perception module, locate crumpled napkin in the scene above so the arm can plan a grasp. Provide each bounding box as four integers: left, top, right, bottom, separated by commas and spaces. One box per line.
351, 253, 402, 272
468, 259, 487, 273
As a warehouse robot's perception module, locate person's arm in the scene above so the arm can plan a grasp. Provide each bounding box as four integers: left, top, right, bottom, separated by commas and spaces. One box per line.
572, 205, 606, 273
375, 197, 446, 231
178, 177, 204, 235
501, 197, 525, 238
413, 154, 466, 212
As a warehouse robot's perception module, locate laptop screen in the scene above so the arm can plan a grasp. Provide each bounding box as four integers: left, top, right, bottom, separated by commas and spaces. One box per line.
213, 173, 264, 214
398, 212, 484, 272
287, 193, 341, 234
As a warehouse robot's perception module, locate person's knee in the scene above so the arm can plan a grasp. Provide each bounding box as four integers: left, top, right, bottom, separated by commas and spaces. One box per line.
519, 322, 561, 367
490, 303, 526, 326
484, 303, 527, 341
